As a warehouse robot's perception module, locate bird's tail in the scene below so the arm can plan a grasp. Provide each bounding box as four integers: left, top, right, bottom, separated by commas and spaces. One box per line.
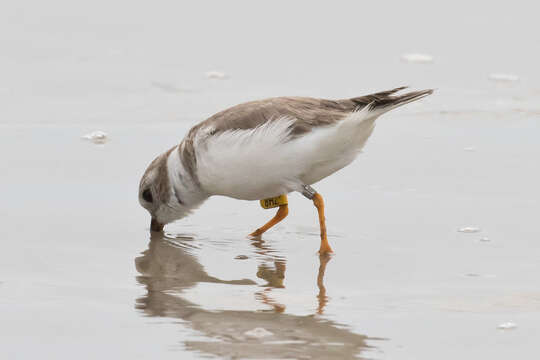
348, 86, 433, 116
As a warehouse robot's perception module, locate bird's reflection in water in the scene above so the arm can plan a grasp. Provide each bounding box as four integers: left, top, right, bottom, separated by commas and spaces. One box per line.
250, 238, 330, 314
135, 233, 370, 359
317, 254, 331, 315
251, 238, 287, 313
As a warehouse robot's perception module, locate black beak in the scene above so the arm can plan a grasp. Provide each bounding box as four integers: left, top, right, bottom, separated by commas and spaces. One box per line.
150, 218, 164, 232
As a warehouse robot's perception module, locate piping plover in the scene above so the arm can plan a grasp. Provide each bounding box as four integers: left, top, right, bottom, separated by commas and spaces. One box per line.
139, 87, 433, 253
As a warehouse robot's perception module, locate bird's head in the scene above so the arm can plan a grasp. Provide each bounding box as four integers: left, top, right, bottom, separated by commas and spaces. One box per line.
138, 146, 206, 232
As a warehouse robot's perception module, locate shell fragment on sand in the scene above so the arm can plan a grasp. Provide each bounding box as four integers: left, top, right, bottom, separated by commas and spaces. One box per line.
205, 71, 228, 79
498, 322, 517, 330
458, 227, 481, 233
81, 130, 108, 144
488, 73, 519, 82
400, 53, 434, 63
244, 327, 274, 339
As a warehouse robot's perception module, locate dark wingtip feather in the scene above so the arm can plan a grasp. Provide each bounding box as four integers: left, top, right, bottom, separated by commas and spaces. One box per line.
391, 88, 434, 106
349, 87, 433, 111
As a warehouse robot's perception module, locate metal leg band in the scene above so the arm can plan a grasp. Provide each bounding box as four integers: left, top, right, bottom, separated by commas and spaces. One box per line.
301, 185, 317, 200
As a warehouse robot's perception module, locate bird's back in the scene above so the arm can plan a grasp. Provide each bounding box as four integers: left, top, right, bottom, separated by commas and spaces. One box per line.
187, 87, 432, 140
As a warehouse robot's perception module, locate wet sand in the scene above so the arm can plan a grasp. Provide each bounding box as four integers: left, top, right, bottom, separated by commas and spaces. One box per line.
2, 1, 540, 359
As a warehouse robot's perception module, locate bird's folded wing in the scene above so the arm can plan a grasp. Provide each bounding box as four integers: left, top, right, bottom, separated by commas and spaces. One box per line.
186, 86, 430, 140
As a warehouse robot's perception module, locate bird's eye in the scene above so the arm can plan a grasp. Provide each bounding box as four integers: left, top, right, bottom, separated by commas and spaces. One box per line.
142, 188, 153, 203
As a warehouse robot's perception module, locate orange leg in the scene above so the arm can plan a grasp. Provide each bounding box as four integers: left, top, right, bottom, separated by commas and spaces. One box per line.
313, 193, 333, 254
249, 204, 288, 237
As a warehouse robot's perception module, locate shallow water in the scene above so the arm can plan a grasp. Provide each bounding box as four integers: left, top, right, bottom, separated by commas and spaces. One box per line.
1, 1, 540, 359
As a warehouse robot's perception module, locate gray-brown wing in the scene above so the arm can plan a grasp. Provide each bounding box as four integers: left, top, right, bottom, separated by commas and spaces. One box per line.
188, 86, 418, 138
191, 96, 352, 138
179, 96, 349, 183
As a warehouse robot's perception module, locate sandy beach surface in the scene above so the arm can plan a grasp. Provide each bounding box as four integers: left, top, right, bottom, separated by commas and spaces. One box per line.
1, 1, 539, 359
